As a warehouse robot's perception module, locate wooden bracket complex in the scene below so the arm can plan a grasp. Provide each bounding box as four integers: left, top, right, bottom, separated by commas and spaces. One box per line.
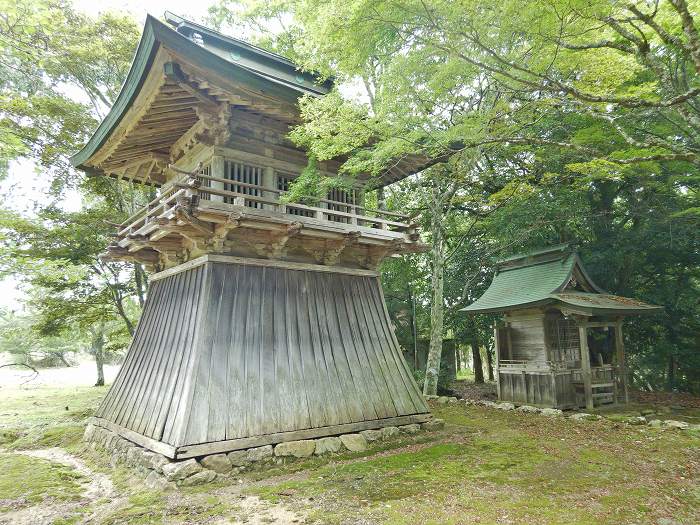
163, 62, 219, 110
304, 231, 360, 266
356, 238, 404, 269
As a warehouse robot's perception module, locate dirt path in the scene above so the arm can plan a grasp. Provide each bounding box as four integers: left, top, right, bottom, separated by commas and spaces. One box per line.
1, 447, 120, 525
19, 447, 115, 502
2, 447, 305, 524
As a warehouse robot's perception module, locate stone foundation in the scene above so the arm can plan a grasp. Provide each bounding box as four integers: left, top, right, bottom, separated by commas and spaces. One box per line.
83, 419, 445, 488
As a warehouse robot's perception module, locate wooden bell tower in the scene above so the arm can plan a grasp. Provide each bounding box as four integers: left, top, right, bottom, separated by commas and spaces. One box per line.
72, 13, 430, 459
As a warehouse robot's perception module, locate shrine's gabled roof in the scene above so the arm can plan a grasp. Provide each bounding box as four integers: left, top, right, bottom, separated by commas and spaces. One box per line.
461, 244, 662, 316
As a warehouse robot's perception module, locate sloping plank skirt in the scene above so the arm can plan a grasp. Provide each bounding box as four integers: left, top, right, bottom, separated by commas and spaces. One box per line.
93, 258, 429, 458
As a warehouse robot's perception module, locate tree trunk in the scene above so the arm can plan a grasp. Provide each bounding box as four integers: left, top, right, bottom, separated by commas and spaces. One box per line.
667, 353, 678, 390
486, 345, 494, 381
134, 263, 147, 308
91, 324, 106, 387
377, 187, 386, 210
114, 295, 134, 336
423, 187, 447, 396
51, 352, 71, 368
471, 337, 484, 384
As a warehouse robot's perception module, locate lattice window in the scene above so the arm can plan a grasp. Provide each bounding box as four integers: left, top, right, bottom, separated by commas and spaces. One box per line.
197, 164, 212, 200
224, 160, 262, 208
545, 317, 580, 363
326, 187, 355, 223
276, 172, 315, 217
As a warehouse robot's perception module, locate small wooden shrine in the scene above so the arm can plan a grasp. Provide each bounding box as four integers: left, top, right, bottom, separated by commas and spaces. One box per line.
462, 245, 662, 410
72, 13, 429, 459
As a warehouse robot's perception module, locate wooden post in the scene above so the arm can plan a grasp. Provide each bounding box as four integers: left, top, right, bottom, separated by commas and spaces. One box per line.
578, 323, 594, 410
614, 320, 629, 404
262, 166, 275, 211
493, 323, 501, 400
210, 156, 225, 203
505, 321, 513, 360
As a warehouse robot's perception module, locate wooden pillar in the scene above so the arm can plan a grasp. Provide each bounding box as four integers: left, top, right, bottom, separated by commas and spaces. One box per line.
578, 323, 594, 410
262, 166, 275, 211
493, 323, 501, 400
210, 155, 224, 203
614, 320, 629, 404
505, 321, 513, 360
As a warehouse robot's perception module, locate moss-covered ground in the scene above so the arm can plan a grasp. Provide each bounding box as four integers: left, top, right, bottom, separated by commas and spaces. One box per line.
0, 384, 698, 524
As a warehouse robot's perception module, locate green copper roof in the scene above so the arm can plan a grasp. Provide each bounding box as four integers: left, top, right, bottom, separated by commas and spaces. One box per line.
462, 247, 661, 316
462, 253, 578, 313
71, 14, 331, 170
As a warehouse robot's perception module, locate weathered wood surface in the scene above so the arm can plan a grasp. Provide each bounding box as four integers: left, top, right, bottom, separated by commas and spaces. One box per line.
505, 311, 547, 363
96, 260, 428, 455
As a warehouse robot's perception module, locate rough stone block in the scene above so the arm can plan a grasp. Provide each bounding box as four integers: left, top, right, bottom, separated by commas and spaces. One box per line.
421, 419, 445, 431
227, 450, 250, 467
379, 426, 400, 440
339, 433, 367, 452
145, 470, 176, 491
140, 451, 170, 473
83, 424, 96, 442
626, 416, 647, 425
162, 458, 203, 482
516, 405, 539, 413
126, 446, 144, 467
179, 470, 216, 486
314, 437, 342, 455
103, 432, 119, 449
274, 440, 316, 458
495, 402, 515, 411
246, 445, 273, 462
540, 408, 563, 417
91, 427, 105, 443
569, 413, 597, 421
647, 419, 662, 428
398, 424, 421, 434
663, 420, 689, 430
200, 453, 233, 474
436, 396, 450, 405
359, 429, 383, 442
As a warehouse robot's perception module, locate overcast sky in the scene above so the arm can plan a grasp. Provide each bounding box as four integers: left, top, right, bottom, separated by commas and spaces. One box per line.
0, 0, 219, 310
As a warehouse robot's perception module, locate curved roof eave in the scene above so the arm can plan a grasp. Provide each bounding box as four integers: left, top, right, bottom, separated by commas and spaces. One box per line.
71, 15, 324, 170
460, 298, 555, 314
70, 16, 160, 169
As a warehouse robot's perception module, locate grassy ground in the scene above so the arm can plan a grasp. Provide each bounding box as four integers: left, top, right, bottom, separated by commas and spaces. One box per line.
0, 383, 698, 524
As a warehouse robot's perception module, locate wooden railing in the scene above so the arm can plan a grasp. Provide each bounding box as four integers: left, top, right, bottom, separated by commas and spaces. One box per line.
115, 171, 415, 236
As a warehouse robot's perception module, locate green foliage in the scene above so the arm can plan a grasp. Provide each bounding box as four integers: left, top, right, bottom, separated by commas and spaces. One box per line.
0, 309, 82, 367
0, 0, 139, 190
0, 0, 146, 377
207, 0, 700, 393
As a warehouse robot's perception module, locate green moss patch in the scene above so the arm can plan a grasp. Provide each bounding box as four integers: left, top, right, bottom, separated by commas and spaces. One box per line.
0, 454, 84, 511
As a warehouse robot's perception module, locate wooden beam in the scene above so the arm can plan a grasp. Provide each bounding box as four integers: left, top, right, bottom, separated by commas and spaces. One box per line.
90, 417, 177, 458
614, 321, 629, 404
578, 324, 594, 410
149, 254, 380, 282
174, 413, 431, 459
163, 61, 219, 110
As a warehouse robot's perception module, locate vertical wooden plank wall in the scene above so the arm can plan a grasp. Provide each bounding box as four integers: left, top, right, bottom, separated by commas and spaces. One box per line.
94, 261, 429, 452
